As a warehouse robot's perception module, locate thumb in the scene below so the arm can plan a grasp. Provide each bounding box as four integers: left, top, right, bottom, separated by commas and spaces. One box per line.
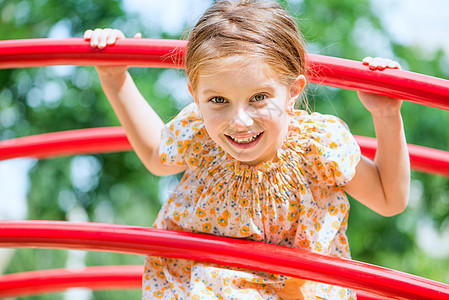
134, 33, 142, 39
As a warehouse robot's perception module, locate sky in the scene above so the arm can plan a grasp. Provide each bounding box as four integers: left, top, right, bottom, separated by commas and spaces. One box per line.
1, 0, 449, 267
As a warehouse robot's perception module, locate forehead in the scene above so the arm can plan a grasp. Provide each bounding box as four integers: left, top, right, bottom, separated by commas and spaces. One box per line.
196, 59, 281, 92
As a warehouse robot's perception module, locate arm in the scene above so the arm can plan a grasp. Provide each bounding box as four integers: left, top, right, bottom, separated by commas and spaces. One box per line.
84, 29, 187, 176
344, 58, 410, 217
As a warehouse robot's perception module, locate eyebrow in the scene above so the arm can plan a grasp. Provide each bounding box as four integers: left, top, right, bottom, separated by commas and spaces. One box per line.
201, 85, 276, 96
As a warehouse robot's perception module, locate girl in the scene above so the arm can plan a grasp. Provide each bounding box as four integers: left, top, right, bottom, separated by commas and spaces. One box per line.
84, 1, 410, 299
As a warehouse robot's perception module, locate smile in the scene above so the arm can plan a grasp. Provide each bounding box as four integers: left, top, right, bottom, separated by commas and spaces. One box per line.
225, 132, 263, 148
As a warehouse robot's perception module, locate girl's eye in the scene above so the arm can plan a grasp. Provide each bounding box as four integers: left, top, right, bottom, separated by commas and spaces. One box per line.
252, 94, 267, 102
210, 96, 227, 104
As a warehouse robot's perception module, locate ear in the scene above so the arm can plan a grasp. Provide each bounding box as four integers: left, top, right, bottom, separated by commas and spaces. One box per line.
188, 82, 199, 105
288, 74, 306, 108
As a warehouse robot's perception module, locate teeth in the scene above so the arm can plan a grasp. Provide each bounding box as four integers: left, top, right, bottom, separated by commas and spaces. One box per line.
229, 132, 261, 144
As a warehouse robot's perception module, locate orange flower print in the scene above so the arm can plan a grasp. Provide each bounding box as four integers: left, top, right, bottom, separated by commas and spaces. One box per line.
196, 128, 206, 138
299, 184, 306, 194
262, 285, 274, 295
177, 140, 190, 154
180, 119, 189, 127
299, 239, 311, 248
203, 286, 214, 295
240, 225, 250, 235
334, 169, 342, 178
153, 291, 164, 299
315, 241, 323, 252
192, 295, 200, 300
307, 208, 314, 218
340, 203, 347, 213
156, 270, 165, 279
203, 222, 212, 233
196, 185, 204, 194
192, 142, 202, 153
150, 260, 163, 270
287, 211, 297, 222
166, 137, 174, 145
269, 224, 279, 234
332, 221, 340, 229
222, 209, 231, 219
188, 157, 198, 167
288, 202, 298, 212
328, 205, 338, 216
195, 208, 206, 218
160, 153, 167, 164
251, 278, 264, 284
240, 197, 249, 207
339, 236, 348, 245
218, 216, 228, 227
173, 211, 181, 222
329, 142, 338, 149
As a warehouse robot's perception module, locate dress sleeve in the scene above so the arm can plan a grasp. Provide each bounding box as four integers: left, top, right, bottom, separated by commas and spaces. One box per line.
299, 112, 361, 186
159, 103, 205, 167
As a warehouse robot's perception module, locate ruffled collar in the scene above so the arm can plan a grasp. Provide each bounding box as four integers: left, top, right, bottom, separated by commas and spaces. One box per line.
203, 109, 308, 176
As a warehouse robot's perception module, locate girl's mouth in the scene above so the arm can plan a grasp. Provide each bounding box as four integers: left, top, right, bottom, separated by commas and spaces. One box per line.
225, 132, 264, 149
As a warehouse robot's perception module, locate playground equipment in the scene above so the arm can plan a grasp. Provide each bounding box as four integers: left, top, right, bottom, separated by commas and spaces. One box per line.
0, 38, 449, 299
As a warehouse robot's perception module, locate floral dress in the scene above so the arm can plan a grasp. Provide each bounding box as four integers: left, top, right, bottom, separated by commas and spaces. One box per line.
142, 103, 361, 300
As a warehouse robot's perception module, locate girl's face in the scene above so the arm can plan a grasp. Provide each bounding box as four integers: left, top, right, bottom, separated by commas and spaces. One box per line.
190, 61, 305, 166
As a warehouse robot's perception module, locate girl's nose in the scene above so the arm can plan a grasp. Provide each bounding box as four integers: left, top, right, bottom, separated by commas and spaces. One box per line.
230, 107, 254, 128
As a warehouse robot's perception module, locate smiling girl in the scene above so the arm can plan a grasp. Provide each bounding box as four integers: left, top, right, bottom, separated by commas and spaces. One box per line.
84, 0, 410, 299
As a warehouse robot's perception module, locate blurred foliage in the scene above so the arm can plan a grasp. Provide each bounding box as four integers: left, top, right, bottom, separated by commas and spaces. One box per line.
0, 0, 448, 299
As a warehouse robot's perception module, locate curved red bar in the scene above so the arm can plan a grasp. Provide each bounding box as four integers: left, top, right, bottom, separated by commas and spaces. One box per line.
1, 127, 448, 178
0, 127, 130, 161
0, 220, 448, 299
0, 38, 448, 110
0, 265, 381, 300
0, 265, 143, 298
0, 38, 186, 69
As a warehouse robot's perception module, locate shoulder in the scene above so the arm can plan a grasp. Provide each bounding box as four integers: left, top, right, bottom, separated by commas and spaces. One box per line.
286, 110, 361, 186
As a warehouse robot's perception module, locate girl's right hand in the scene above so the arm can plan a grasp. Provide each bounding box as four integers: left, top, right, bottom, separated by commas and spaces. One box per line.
84, 28, 141, 75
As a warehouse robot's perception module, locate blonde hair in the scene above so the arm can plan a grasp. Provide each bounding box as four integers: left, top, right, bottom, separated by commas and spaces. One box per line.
185, 0, 307, 92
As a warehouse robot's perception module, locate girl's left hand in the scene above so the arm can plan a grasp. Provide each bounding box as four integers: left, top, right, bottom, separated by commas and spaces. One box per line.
358, 57, 402, 116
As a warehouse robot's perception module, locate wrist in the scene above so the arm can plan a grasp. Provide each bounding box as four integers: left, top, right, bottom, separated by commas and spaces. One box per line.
372, 110, 404, 135
371, 109, 402, 122
97, 68, 128, 88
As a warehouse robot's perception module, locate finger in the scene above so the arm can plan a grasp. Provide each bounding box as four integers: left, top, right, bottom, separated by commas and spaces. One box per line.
134, 32, 142, 39
97, 28, 114, 49
369, 57, 387, 70
89, 28, 103, 48
387, 60, 401, 69
84, 29, 93, 40
107, 29, 126, 45
362, 56, 372, 66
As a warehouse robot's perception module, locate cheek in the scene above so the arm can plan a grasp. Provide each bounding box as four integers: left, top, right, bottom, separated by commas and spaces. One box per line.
200, 109, 227, 137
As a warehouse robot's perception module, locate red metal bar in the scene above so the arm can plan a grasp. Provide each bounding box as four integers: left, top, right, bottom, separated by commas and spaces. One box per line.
1, 127, 448, 178
0, 265, 143, 298
0, 220, 448, 299
0, 38, 448, 110
0, 38, 186, 69
0, 127, 130, 161
0, 265, 382, 300
354, 135, 449, 178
